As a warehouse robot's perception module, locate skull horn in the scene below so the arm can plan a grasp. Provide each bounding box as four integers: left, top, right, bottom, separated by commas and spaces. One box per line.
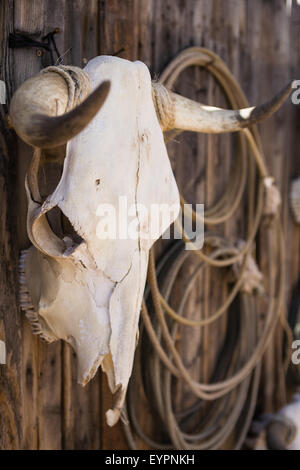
9, 71, 110, 148
152, 81, 294, 133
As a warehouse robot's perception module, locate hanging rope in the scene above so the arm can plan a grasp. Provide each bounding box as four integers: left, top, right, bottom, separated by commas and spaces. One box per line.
123, 47, 291, 450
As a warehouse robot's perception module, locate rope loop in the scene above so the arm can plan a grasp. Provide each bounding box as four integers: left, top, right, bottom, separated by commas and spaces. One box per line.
123, 47, 289, 450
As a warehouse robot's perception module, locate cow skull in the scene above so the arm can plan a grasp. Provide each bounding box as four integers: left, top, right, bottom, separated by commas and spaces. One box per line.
11, 55, 292, 426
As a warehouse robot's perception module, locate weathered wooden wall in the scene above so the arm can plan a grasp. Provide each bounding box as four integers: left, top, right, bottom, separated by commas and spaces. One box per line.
0, 0, 299, 449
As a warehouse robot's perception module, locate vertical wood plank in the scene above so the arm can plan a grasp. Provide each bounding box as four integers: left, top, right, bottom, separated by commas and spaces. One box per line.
13, 0, 65, 449
0, 0, 22, 449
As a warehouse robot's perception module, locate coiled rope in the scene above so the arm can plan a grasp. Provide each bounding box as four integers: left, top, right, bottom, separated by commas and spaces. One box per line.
123, 47, 291, 450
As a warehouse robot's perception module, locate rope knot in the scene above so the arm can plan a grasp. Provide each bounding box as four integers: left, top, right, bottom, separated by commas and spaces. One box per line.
152, 82, 175, 131
231, 241, 264, 295
263, 177, 281, 216
40, 65, 92, 111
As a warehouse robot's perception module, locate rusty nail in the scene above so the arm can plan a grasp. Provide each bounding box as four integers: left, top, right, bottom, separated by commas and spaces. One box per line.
36, 49, 42, 57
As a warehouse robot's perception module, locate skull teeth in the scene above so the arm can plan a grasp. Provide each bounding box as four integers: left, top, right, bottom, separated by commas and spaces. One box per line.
19, 249, 54, 343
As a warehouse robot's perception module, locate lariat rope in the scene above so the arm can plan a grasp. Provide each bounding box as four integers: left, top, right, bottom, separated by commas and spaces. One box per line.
123, 47, 292, 450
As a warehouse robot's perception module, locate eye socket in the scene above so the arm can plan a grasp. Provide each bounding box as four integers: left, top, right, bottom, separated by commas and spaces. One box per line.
27, 147, 85, 257
46, 206, 84, 249
61, 211, 84, 245
36, 152, 84, 252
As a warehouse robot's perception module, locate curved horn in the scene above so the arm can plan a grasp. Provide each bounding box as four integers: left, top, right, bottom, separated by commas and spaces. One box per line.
152, 81, 294, 133
9, 71, 110, 148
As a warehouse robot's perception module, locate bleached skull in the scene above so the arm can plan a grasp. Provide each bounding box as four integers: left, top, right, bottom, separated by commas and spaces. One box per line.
11, 55, 291, 425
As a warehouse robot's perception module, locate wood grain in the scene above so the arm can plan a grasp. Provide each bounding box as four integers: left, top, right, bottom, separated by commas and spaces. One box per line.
0, 0, 22, 450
